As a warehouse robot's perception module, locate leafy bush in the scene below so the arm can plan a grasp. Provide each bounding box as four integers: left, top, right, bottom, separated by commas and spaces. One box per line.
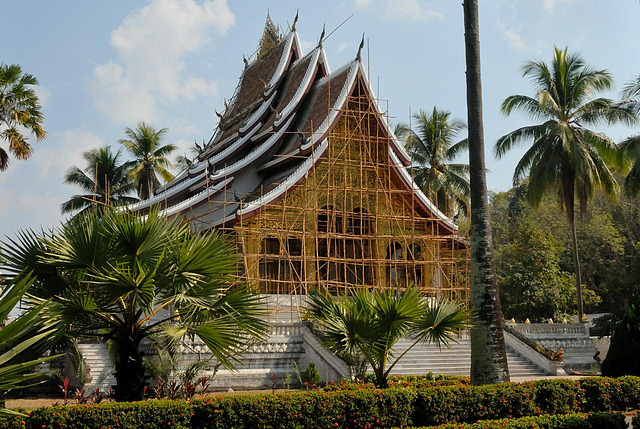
602, 301, 640, 376
1, 377, 638, 428
415, 412, 626, 428
632, 413, 640, 429
302, 362, 321, 386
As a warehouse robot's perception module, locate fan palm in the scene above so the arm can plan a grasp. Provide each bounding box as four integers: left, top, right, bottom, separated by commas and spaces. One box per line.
0, 63, 46, 171
61, 145, 138, 214
495, 47, 636, 322
0, 275, 62, 415
619, 75, 640, 196
396, 108, 470, 216
0, 208, 267, 402
303, 287, 470, 388
119, 122, 177, 199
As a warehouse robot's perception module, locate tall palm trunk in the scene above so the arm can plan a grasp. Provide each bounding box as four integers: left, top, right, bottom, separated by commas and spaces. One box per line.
463, 0, 510, 384
113, 331, 147, 402
562, 164, 584, 322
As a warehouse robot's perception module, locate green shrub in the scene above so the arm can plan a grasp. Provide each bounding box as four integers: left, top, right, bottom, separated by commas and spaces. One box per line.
1, 377, 637, 428
416, 412, 626, 428
602, 302, 640, 377
302, 361, 321, 386
632, 413, 640, 429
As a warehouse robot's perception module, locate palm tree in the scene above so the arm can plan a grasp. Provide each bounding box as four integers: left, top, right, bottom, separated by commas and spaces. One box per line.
303, 287, 470, 388
175, 140, 205, 172
119, 122, 177, 199
463, 0, 510, 385
61, 146, 138, 214
0, 63, 46, 171
396, 108, 470, 216
620, 75, 640, 196
495, 47, 636, 323
0, 208, 267, 402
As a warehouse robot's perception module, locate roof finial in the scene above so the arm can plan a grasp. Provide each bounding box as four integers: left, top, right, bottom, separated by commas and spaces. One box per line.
356, 33, 365, 61
292, 9, 299, 31
243, 54, 249, 68
215, 109, 223, 119
319, 24, 326, 45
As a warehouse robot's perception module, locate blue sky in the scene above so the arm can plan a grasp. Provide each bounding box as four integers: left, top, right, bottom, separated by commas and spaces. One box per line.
1, 0, 639, 237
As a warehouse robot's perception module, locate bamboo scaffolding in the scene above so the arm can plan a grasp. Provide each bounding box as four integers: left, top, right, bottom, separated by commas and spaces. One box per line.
182, 87, 470, 316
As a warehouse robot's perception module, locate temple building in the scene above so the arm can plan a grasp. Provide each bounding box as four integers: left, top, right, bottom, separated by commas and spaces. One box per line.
129, 16, 469, 310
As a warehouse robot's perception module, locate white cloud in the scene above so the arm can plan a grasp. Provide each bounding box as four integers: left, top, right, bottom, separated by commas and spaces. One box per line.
497, 20, 541, 54
300, 38, 315, 54
542, 0, 577, 12
354, 0, 374, 9
0, 127, 107, 234
34, 85, 51, 106
383, 0, 442, 21
89, 0, 235, 125
336, 42, 350, 53
35, 128, 106, 181
355, 0, 442, 21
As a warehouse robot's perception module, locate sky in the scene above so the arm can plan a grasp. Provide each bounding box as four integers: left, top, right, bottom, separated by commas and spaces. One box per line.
1, 0, 639, 238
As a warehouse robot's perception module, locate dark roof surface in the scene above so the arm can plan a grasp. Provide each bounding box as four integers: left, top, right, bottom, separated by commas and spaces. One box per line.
132, 25, 457, 234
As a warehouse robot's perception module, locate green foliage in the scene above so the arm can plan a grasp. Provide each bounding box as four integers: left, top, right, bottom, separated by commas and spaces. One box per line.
301, 361, 321, 386
0, 63, 46, 171
303, 287, 471, 388
416, 412, 626, 429
1, 377, 638, 428
490, 180, 640, 317
620, 74, 640, 197
61, 145, 139, 214
495, 47, 637, 320
0, 208, 267, 401
395, 107, 470, 216
119, 121, 177, 199
491, 188, 602, 320
601, 302, 640, 376
0, 275, 62, 415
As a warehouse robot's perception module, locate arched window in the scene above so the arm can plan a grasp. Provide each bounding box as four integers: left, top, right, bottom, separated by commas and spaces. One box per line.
348, 208, 370, 236
317, 206, 374, 288
259, 238, 281, 293
386, 242, 406, 287
408, 243, 423, 287
259, 237, 305, 294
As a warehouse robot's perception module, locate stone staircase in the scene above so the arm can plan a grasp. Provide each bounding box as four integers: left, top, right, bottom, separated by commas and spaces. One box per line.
77, 343, 116, 390
388, 339, 547, 377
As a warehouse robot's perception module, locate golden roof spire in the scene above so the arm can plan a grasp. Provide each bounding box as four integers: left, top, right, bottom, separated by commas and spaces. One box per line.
257, 13, 282, 61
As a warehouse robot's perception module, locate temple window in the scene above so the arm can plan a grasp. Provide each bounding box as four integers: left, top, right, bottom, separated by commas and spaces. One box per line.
386, 241, 406, 287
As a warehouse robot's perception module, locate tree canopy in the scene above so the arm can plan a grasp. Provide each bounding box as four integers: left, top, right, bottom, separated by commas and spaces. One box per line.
0, 63, 46, 171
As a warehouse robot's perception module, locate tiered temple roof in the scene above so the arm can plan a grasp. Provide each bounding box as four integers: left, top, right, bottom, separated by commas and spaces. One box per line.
129, 19, 458, 234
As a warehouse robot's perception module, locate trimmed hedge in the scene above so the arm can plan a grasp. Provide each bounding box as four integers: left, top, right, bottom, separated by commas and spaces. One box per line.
417, 412, 626, 428
1, 377, 638, 428
324, 375, 470, 391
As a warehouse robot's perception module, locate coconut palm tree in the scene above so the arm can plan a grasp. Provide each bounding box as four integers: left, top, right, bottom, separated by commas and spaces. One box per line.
303, 287, 470, 388
119, 122, 177, 199
463, 0, 510, 385
495, 47, 636, 322
396, 108, 470, 216
61, 146, 138, 214
620, 75, 640, 196
0, 63, 46, 171
0, 208, 267, 402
